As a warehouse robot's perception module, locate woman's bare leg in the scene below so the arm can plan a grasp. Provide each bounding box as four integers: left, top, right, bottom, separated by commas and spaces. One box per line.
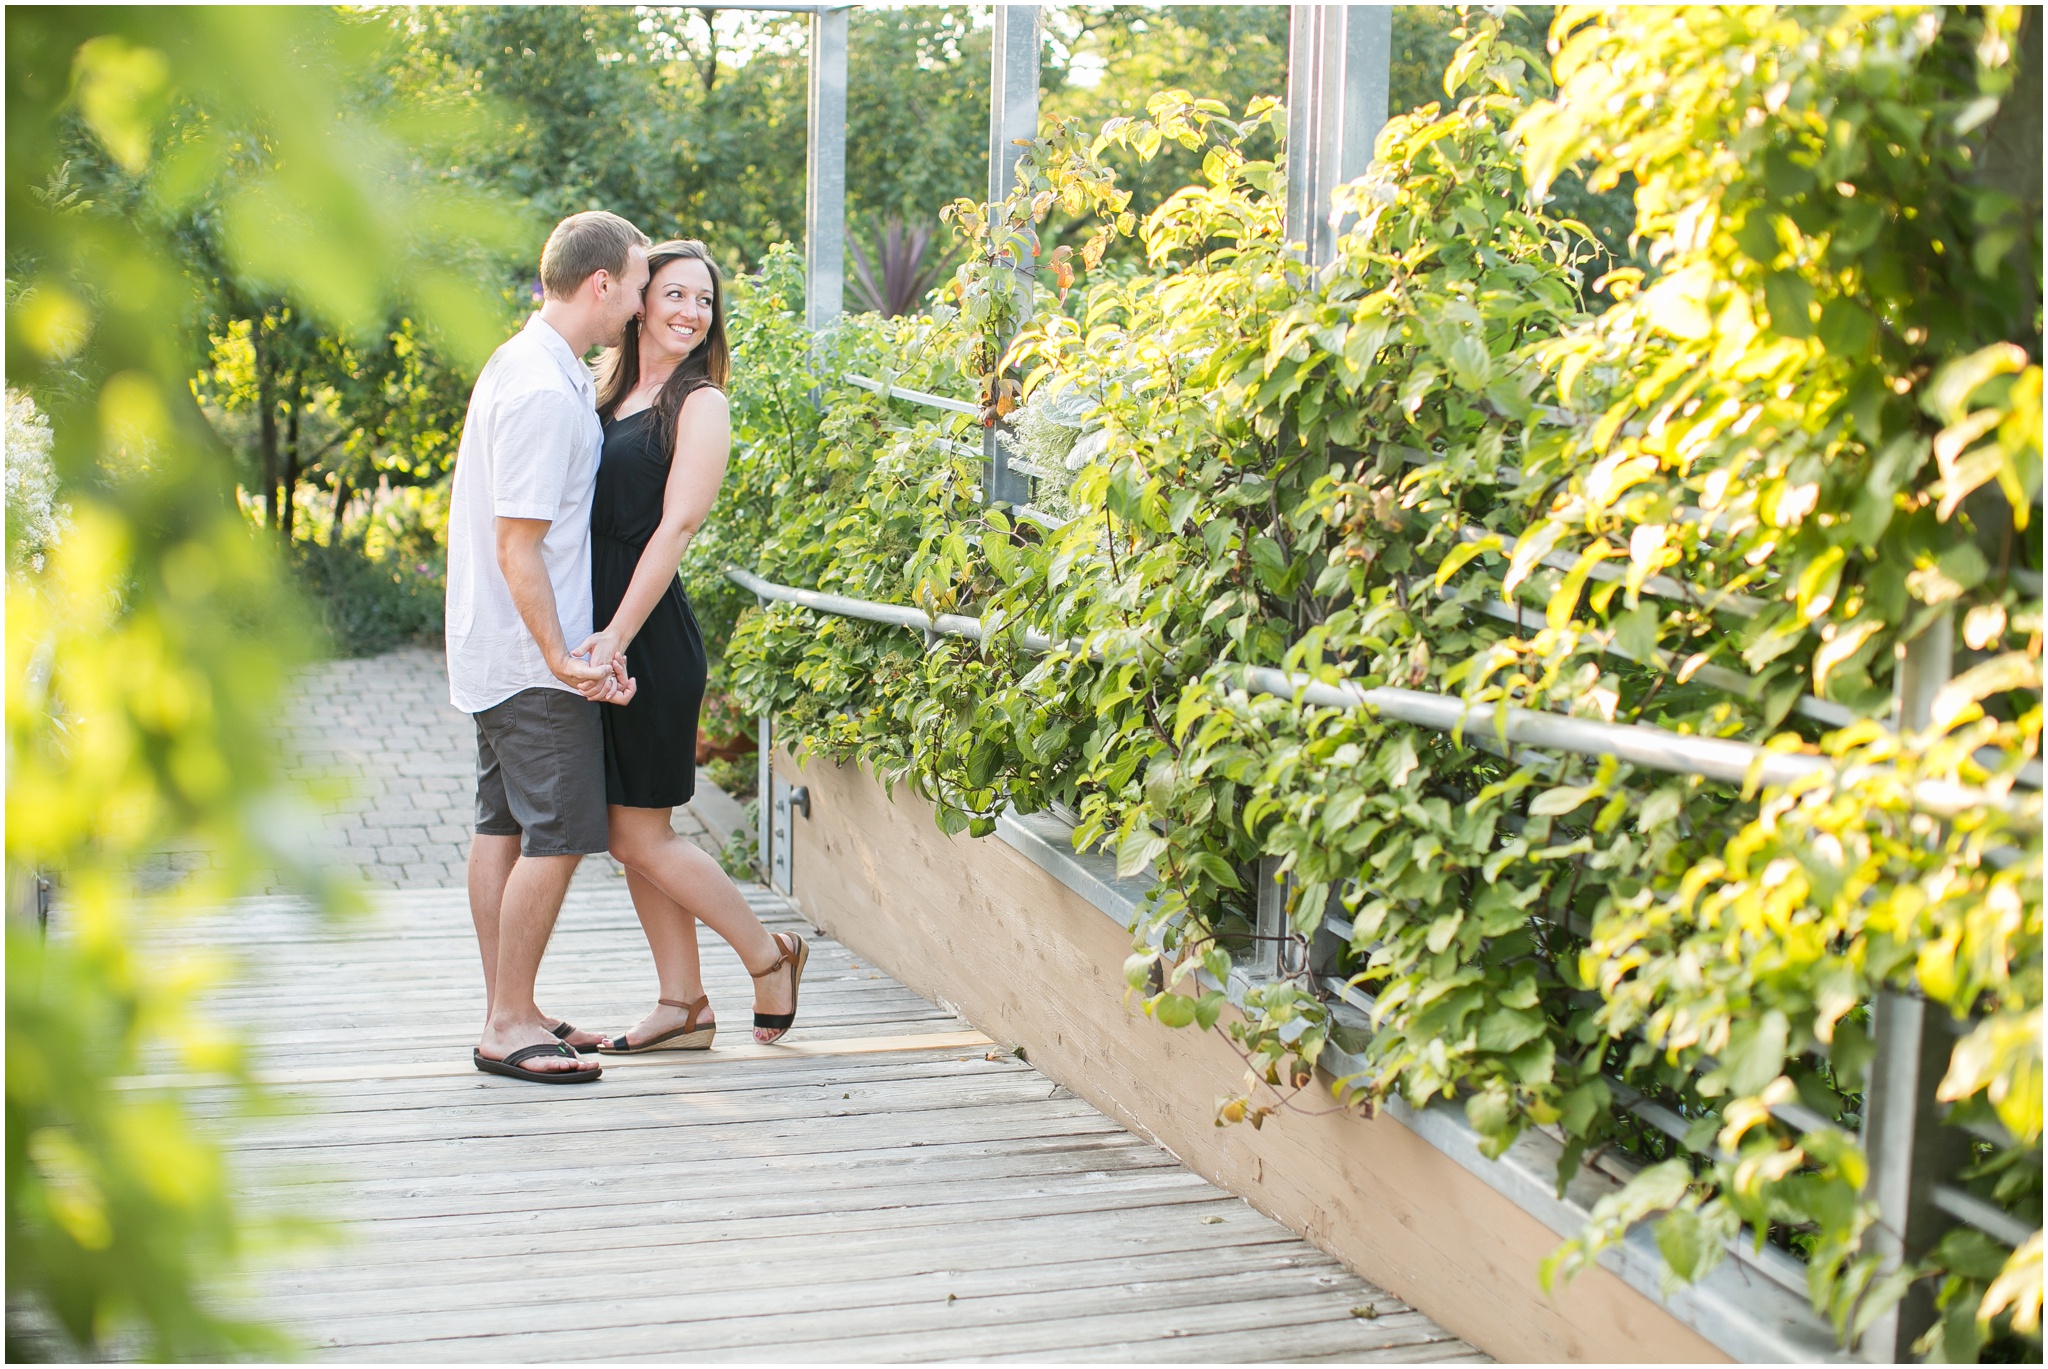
608, 805, 794, 1042
610, 866, 708, 1045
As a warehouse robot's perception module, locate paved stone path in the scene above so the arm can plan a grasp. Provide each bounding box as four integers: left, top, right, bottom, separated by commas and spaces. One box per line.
274, 646, 749, 890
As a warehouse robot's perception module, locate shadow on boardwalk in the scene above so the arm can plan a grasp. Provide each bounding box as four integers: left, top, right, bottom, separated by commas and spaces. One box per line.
162, 649, 1485, 1362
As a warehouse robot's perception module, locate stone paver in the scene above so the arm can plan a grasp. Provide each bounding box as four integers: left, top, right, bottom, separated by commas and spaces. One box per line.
134, 645, 750, 894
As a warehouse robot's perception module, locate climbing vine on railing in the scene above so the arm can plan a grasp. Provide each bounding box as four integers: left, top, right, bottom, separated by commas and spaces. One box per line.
719, 10, 2040, 1357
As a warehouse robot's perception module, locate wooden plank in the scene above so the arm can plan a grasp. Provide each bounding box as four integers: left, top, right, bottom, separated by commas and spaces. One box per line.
243, 1191, 1259, 1282
183, 1052, 1032, 1115
255, 1210, 1309, 1306
118, 1030, 994, 1091
229, 1125, 1171, 1198
319, 1283, 1463, 1363
245, 1158, 1213, 1229
257, 1241, 1342, 1332
221, 1108, 1129, 1176
230, 1130, 1164, 1197
215, 1083, 1117, 1153
287, 1261, 1428, 1356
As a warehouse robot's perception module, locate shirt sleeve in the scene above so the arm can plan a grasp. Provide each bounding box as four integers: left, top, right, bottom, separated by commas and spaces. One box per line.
488, 389, 589, 522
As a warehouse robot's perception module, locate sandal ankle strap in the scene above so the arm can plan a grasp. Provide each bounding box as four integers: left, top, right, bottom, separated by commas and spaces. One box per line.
748, 933, 796, 979
657, 995, 710, 1031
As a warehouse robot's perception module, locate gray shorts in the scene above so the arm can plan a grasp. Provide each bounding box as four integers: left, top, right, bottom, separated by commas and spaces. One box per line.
473, 687, 609, 857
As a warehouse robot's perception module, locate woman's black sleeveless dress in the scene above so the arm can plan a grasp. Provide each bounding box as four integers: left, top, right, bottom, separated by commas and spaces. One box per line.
592, 408, 707, 809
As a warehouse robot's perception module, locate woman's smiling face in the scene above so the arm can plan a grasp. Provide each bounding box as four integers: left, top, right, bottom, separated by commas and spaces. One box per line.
642, 256, 715, 363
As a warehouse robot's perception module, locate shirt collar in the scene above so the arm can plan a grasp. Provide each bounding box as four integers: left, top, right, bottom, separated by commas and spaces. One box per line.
524, 313, 596, 402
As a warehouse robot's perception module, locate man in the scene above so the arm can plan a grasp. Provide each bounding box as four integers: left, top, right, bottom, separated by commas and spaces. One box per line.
445, 210, 650, 1082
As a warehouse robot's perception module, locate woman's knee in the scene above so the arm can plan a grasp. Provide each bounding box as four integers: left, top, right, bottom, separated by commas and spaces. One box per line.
608, 828, 659, 868
609, 814, 679, 870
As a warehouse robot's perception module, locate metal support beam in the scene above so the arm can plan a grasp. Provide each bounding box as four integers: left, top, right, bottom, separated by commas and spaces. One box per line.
983, 4, 1039, 508
1284, 5, 1392, 269
1860, 609, 1968, 1362
756, 709, 775, 880
804, 7, 848, 332
1253, 855, 1288, 981
988, 6, 1041, 211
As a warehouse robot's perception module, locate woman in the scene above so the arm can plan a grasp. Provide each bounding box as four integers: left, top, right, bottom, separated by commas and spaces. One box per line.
581, 239, 806, 1052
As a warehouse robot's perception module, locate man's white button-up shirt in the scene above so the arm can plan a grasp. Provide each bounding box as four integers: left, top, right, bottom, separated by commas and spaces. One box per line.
444, 314, 604, 714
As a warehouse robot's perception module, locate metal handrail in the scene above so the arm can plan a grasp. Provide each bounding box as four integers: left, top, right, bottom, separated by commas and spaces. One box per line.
842, 372, 980, 417
729, 567, 2026, 816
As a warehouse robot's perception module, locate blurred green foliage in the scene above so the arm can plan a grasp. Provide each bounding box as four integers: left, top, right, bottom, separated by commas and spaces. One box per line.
5, 6, 523, 1356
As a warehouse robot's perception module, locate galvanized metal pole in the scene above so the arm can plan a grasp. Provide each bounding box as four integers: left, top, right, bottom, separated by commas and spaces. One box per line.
805, 6, 848, 332
982, 4, 1039, 508
1284, 5, 1392, 269
1860, 608, 1967, 1362
771, 6, 848, 881
1253, 855, 1287, 981
989, 5, 1040, 209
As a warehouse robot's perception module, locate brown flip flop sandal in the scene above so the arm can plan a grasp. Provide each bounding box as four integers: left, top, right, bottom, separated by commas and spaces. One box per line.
473, 1041, 602, 1084
550, 1021, 602, 1055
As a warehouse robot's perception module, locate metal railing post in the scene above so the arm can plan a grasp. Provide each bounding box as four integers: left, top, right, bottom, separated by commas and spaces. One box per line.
781, 5, 846, 880
1860, 607, 1967, 1361
1284, 5, 1392, 270
982, 4, 1039, 508
804, 7, 848, 333
1253, 855, 1289, 981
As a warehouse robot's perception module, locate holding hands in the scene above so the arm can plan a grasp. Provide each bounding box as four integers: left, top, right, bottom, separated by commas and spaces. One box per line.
565, 629, 635, 704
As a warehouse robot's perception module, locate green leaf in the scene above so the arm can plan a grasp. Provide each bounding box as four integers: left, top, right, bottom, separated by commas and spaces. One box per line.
1705, 1010, 1789, 1099
1816, 297, 1873, 356
1435, 534, 1501, 589
1559, 1079, 1610, 1136
1185, 849, 1243, 890
1762, 273, 1814, 338
1528, 785, 1597, 817
1653, 1208, 1729, 1286
1464, 1086, 1513, 1138
1116, 828, 1169, 878
1476, 1006, 1548, 1053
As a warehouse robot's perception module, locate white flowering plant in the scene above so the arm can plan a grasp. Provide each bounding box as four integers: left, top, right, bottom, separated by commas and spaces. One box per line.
5, 388, 70, 575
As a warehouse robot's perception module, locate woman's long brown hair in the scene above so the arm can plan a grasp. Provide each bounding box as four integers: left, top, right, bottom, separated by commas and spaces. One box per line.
593, 239, 729, 459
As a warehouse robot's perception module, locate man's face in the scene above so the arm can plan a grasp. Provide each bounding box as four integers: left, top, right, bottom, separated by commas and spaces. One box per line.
598, 246, 651, 348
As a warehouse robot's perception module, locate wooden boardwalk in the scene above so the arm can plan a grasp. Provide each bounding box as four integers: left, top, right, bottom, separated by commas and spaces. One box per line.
165, 881, 1484, 1362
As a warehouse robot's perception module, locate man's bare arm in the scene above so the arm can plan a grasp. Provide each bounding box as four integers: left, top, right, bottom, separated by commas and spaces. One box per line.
495, 516, 630, 700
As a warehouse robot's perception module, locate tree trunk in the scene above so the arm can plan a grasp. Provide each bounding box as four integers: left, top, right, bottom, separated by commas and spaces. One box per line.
255, 317, 279, 529
283, 382, 301, 541
695, 7, 718, 93
329, 475, 352, 545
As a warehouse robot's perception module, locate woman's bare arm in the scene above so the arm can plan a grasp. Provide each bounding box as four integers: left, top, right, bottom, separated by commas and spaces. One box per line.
578, 388, 731, 667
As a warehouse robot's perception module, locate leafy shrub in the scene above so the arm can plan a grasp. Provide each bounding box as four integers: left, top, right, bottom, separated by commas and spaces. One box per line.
286, 483, 447, 658
719, 11, 2041, 1357
290, 540, 443, 658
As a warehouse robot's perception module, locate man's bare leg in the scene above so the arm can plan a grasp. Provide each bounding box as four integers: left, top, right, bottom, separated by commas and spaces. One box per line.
468, 833, 602, 1051
467, 833, 520, 1014
477, 852, 592, 1074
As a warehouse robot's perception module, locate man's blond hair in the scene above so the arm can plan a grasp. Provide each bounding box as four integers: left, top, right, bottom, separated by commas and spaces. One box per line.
538, 211, 651, 300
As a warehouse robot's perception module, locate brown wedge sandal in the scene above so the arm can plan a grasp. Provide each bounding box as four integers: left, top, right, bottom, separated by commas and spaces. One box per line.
597, 995, 716, 1053
751, 930, 810, 1043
